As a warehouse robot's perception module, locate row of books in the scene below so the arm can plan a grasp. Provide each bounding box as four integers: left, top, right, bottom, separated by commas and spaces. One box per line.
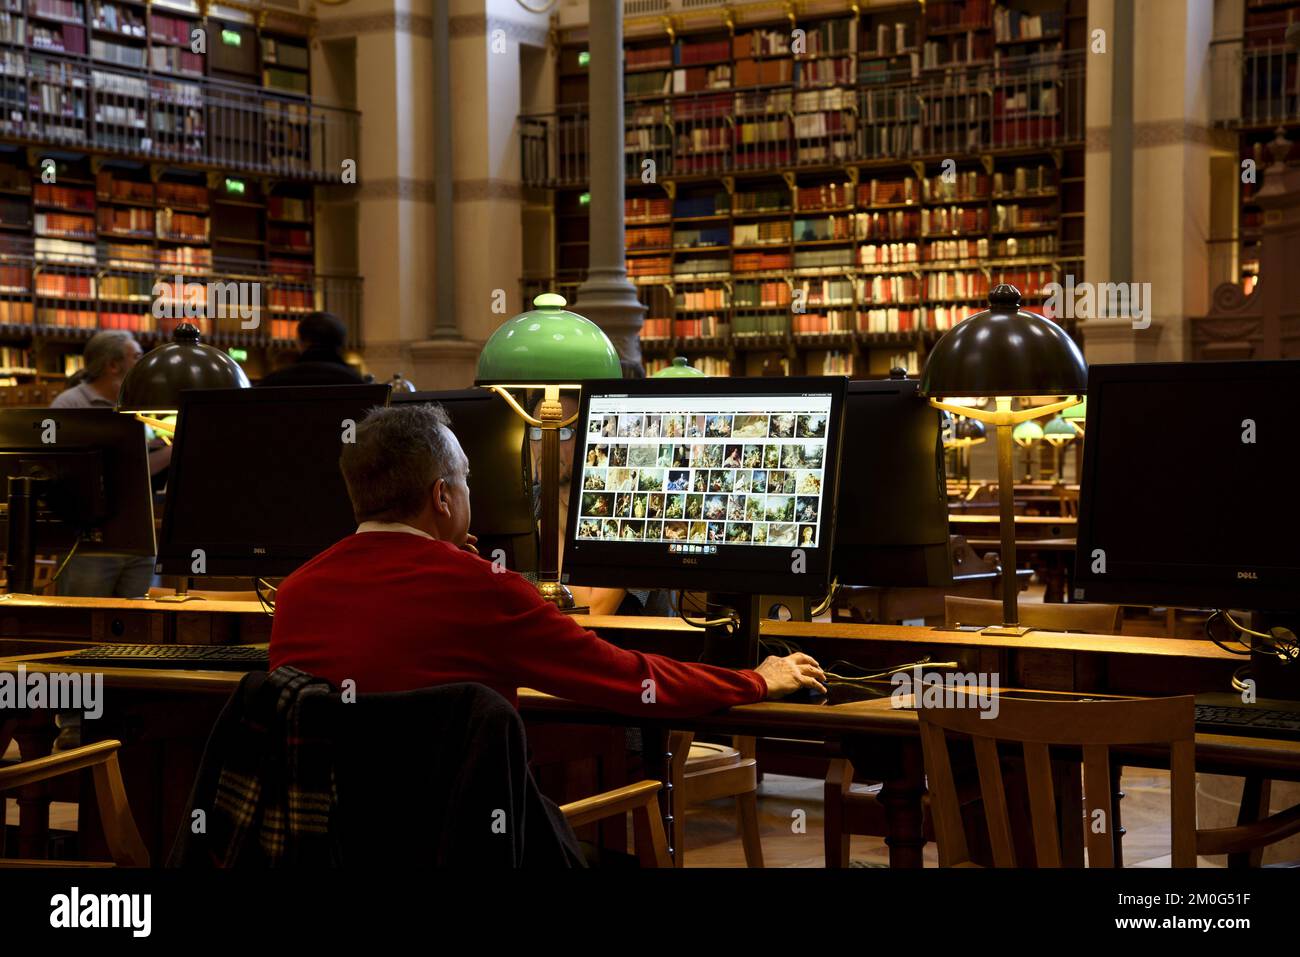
859, 242, 920, 266
35, 236, 93, 263
864, 22, 915, 58
0, 345, 34, 369
673, 226, 727, 248
156, 209, 208, 241
734, 280, 790, 308
675, 288, 727, 311
922, 34, 993, 70
32, 0, 83, 20
91, 37, 145, 68
923, 172, 988, 202
99, 273, 151, 299
267, 287, 312, 312
795, 248, 853, 271
35, 272, 92, 297
37, 307, 97, 327
626, 197, 671, 222
97, 171, 152, 203
926, 238, 988, 262
97, 207, 152, 235
30, 22, 85, 54
794, 278, 854, 306
672, 257, 728, 277
151, 11, 196, 47
0, 12, 23, 45
627, 226, 671, 249
796, 183, 852, 210
924, 271, 989, 300
35, 211, 93, 239
157, 181, 207, 208
268, 225, 310, 250
995, 235, 1056, 258
859, 274, 920, 302
921, 206, 990, 234
670, 317, 724, 339
793, 214, 854, 242
734, 221, 791, 246
35, 183, 94, 210
268, 196, 310, 221
993, 204, 1056, 230
791, 311, 854, 334
640, 317, 672, 339
734, 250, 792, 273
926, 0, 991, 32
92, 2, 145, 37
151, 44, 203, 75
993, 7, 1063, 42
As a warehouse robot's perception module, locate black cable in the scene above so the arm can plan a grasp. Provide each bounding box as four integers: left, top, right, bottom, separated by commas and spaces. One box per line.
1204, 610, 1254, 657
50, 536, 82, 585
252, 577, 276, 618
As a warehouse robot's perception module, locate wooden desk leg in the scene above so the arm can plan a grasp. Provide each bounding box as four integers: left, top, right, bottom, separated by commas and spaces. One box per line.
1229, 774, 1272, 869
824, 758, 854, 868
845, 735, 927, 869
14, 710, 57, 859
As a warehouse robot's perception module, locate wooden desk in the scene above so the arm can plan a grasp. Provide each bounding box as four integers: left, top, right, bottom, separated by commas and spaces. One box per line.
0, 594, 273, 645
0, 612, 1273, 867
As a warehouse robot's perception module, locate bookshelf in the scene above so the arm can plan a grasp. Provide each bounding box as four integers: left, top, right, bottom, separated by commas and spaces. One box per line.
542, 0, 1087, 379
0, 3, 340, 383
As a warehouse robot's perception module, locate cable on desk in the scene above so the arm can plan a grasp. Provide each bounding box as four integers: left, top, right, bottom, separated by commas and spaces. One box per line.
49, 536, 82, 585
822, 656, 961, 687
675, 589, 736, 631
808, 576, 840, 619
253, 577, 276, 617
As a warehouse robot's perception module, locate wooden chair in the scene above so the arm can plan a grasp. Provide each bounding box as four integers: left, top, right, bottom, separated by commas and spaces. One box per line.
945, 595, 1121, 633
668, 731, 763, 867
0, 740, 149, 867
921, 694, 1300, 867
559, 780, 673, 868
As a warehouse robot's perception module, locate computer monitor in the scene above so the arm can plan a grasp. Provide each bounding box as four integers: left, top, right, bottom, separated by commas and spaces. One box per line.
832, 376, 952, 588
562, 376, 847, 596
157, 383, 391, 578
1075, 359, 1300, 612
391, 388, 538, 574
0, 408, 156, 553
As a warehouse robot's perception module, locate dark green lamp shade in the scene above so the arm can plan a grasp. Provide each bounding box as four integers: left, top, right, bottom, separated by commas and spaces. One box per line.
955, 417, 987, 441
653, 356, 706, 378
476, 293, 621, 385
1043, 415, 1077, 445
919, 284, 1088, 398
117, 322, 250, 413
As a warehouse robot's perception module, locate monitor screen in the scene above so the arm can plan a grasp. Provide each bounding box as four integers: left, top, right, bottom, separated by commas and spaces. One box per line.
563, 376, 847, 594
157, 384, 391, 577
1075, 359, 1300, 611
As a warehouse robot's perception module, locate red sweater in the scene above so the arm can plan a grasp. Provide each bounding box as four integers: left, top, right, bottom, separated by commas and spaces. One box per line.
269, 531, 767, 718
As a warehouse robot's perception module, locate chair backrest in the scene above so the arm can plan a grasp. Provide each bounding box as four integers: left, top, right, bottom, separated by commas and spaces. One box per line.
945, 595, 1122, 634
918, 694, 1197, 867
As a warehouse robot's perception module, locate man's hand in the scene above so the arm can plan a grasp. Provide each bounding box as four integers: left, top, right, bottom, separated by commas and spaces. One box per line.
461, 533, 479, 555
754, 653, 826, 698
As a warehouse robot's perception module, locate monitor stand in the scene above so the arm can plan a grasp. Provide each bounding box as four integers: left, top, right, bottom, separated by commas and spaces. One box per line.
155, 577, 205, 603
701, 592, 763, 669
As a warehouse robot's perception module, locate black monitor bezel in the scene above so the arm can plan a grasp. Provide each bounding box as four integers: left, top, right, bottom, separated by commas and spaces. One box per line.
1074, 359, 1300, 611
0, 408, 156, 556
157, 383, 391, 577
562, 375, 847, 595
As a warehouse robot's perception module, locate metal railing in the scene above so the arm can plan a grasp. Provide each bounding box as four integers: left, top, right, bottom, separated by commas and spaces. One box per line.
0, 241, 363, 348
1211, 34, 1300, 128
0, 47, 358, 181
521, 51, 1086, 188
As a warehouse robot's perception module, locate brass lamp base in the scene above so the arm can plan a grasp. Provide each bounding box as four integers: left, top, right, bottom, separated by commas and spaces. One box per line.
536, 579, 589, 616
981, 624, 1032, 637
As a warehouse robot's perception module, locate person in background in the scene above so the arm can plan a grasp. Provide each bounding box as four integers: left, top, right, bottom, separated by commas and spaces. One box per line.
50, 330, 170, 598
256, 311, 364, 387
530, 393, 673, 616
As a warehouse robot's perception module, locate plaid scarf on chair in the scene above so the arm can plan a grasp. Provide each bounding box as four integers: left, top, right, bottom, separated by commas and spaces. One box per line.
208, 666, 340, 866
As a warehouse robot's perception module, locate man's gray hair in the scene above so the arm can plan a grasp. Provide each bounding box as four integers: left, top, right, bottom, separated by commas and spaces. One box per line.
83, 330, 137, 382
339, 403, 463, 523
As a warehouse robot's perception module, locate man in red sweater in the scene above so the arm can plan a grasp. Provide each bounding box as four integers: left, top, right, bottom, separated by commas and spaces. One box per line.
270, 403, 825, 717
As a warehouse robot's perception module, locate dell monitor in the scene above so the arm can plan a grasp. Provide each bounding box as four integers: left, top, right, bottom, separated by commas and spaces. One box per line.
1075, 359, 1300, 612
563, 376, 847, 604
832, 376, 952, 588
0, 408, 156, 593
391, 387, 538, 574
157, 383, 390, 578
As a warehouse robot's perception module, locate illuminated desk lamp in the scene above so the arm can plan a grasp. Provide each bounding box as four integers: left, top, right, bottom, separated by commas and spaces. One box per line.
117, 322, 250, 601
1043, 415, 1077, 480
653, 356, 706, 378
1062, 396, 1087, 436
944, 416, 987, 487
117, 322, 250, 440
1012, 418, 1044, 482
476, 293, 622, 612
920, 284, 1086, 636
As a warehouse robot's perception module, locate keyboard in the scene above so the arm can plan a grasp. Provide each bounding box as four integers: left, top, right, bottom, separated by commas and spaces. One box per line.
63, 644, 270, 671
1195, 693, 1300, 741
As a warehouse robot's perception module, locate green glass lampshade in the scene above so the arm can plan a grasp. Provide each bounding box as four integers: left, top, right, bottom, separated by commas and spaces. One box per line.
1062, 397, 1087, 434
117, 322, 250, 414
653, 356, 706, 378
1012, 419, 1044, 447
919, 284, 1088, 399
1043, 415, 1077, 447
476, 293, 621, 385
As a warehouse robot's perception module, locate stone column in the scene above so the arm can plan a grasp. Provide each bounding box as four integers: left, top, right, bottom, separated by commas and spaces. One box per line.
570, 0, 646, 365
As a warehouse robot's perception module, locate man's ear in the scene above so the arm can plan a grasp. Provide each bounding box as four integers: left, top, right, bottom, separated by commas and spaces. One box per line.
430, 478, 449, 515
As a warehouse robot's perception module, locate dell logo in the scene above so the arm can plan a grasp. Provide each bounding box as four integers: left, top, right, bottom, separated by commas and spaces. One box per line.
252, 546, 267, 555
1237, 570, 1258, 580
682, 557, 698, 565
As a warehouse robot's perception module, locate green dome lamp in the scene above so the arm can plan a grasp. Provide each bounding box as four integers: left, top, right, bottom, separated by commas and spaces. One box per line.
1062, 396, 1087, 435
653, 356, 706, 378
944, 416, 987, 488
1012, 418, 1045, 483
919, 284, 1087, 636
1043, 415, 1077, 482
476, 293, 622, 613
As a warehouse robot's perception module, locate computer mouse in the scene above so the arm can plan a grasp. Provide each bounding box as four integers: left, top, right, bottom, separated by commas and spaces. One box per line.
783, 685, 828, 704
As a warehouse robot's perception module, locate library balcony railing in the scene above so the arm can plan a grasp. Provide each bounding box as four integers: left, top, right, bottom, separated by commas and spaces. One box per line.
0, 50, 359, 181
520, 50, 1086, 189
1211, 31, 1300, 128
0, 243, 363, 349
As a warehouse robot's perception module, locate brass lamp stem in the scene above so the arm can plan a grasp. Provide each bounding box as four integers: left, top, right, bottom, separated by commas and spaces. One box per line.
986, 397, 1029, 636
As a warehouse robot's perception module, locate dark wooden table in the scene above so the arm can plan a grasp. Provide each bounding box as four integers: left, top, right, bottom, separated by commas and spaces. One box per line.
3, 598, 1294, 867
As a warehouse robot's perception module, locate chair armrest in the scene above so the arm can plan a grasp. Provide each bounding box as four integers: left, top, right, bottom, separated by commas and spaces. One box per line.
0, 740, 123, 791
1197, 802, 1300, 858
560, 780, 662, 829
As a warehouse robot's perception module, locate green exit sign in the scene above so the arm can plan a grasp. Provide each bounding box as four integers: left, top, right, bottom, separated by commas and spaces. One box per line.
224, 178, 246, 195
221, 29, 241, 46
578, 51, 590, 68
579, 192, 591, 206
228, 348, 248, 362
